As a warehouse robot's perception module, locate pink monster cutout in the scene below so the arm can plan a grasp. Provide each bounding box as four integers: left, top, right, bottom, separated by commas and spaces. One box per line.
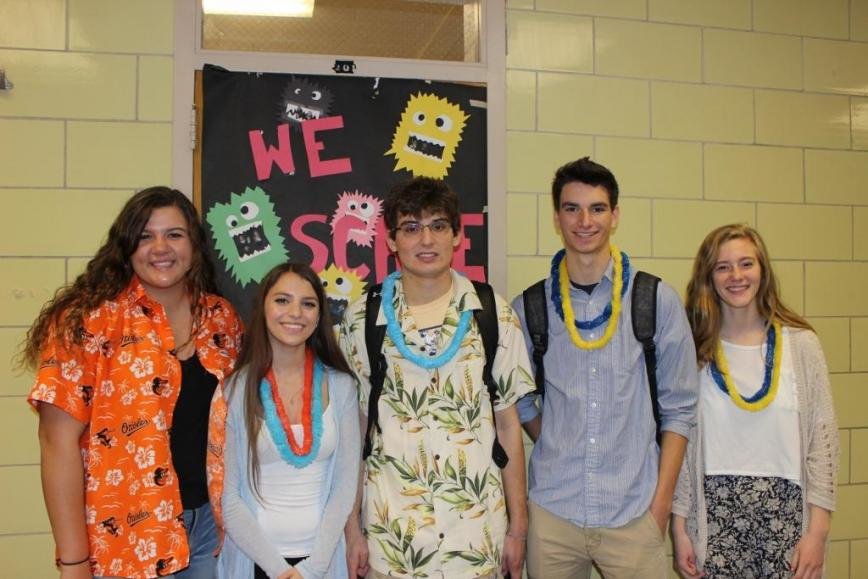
330, 191, 383, 248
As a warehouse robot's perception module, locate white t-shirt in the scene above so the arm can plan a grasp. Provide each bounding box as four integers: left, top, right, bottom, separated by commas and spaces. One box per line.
701, 327, 801, 484
255, 403, 337, 556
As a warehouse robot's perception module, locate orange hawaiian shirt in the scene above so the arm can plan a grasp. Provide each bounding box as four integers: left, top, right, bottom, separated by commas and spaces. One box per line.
28, 278, 242, 579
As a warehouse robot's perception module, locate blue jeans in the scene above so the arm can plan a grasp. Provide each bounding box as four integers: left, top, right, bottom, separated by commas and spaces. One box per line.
173, 503, 219, 579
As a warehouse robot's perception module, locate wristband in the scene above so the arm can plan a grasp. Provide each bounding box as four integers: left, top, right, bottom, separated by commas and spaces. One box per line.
55, 555, 90, 568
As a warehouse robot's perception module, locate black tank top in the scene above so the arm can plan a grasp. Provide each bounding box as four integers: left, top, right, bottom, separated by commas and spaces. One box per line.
170, 354, 218, 510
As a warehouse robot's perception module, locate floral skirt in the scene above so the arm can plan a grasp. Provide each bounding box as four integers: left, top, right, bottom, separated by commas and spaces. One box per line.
703, 475, 802, 578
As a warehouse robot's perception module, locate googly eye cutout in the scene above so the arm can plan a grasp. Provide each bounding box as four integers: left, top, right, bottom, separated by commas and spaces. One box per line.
294, 88, 302, 95
413, 111, 426, 125
239, 202, 259, 220
226, 215, 239, 228
335, 277, 353, 295
435, 115, 453, 131
358, 202, 374, 218
311, 90, 322, 101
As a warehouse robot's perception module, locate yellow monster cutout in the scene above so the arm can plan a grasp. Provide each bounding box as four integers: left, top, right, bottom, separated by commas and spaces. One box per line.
319, 264, 365, 323
386, 92, 469, 179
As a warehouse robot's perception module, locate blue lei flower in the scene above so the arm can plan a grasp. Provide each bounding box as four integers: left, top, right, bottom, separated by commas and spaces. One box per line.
380, 271, 473, 370
549, 249, 631, 330
260, 357, 324, 468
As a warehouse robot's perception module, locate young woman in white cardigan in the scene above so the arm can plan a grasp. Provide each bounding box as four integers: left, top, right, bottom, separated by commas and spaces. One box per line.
219, 262, 359, 579
672, 224, 838, 579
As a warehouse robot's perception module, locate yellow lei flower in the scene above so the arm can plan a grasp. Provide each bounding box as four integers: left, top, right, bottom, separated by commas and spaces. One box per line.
559, 245, 623, 350
713, 321, 783, 412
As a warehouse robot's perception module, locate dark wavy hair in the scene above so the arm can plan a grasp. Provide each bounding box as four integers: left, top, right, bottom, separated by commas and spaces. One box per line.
20, 186, 216, 369
685, 223, 811, 366
551, 156, 619, 211
383, 177, 461, 239
229, 262, 352, 497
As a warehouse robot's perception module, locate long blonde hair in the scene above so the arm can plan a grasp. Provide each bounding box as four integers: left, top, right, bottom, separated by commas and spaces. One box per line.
685, 224, 811, 366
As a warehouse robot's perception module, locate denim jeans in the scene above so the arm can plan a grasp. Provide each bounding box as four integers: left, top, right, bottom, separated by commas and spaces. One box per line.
173, 503, 219, 579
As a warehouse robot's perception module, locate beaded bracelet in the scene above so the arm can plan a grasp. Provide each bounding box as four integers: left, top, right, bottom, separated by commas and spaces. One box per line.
55, 555, 90, 568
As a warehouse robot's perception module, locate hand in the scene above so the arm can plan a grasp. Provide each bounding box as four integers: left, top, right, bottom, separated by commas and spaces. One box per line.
648, 500, 671, 537
790, 531, 826, 579
345, 524, 370, 578
277, 568, 303, 579
672, 529, 704, 579
500, 534, 526, 578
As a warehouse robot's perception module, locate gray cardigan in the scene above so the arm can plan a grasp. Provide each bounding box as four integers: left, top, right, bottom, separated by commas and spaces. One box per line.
218, 366, 360, 579
672, 328, 839, 572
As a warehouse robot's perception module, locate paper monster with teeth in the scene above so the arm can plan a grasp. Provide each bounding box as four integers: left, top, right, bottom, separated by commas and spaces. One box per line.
319, 264, 365, 322
386, 92, 468, 179
206, 186, 289, 287
277, 76, 334, 129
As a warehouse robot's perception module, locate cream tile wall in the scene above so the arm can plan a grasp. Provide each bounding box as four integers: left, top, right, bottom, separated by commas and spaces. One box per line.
0, 0, 171, 573
506, 0, 867, 575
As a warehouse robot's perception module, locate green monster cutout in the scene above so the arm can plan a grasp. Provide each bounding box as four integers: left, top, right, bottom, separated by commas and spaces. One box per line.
206, 186, 289, 287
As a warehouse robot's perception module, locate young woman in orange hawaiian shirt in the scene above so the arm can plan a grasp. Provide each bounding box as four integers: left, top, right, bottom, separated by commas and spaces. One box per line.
24, 187, 243, 579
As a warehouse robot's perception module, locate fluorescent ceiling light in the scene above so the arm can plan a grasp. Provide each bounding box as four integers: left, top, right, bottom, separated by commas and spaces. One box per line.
202, 0, 315, 17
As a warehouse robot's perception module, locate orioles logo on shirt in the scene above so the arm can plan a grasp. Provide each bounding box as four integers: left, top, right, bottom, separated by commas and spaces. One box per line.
151, 377, 169, 396
39, 357, 57, 369
95, 428, 114, 448
100, 517, 121, 537
79, 385, 94, 406
212, 333, 226, 348
156, 558, 175, 576
153, 467, 169, 486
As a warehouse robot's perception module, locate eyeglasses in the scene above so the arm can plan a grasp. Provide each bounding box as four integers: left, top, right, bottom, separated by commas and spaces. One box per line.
392, 219, 454, 237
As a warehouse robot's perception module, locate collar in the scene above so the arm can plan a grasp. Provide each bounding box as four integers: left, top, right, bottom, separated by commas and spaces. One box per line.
375, 269, 481, 326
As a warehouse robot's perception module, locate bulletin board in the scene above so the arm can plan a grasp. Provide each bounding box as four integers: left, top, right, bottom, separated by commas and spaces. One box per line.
199, 64, 488, 321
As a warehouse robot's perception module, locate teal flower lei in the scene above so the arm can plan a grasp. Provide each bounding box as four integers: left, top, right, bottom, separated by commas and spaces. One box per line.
549, 248, 631, 330
381, 271, 472, 369
260, 357, 324, 468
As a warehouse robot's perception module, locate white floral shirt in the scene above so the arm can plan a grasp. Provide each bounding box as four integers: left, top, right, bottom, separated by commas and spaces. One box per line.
340, 271, 534, 578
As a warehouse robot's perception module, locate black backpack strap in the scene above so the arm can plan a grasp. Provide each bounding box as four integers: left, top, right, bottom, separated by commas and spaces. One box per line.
363, 284, 386, 461
631, 271, 661, 445
522, 279, 549, 400
471, 281, 508, 469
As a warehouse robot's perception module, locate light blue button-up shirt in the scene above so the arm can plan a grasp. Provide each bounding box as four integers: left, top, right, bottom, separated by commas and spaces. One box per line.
513, 262, 698, 528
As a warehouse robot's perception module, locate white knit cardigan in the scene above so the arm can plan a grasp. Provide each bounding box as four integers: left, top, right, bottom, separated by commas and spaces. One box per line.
672, 328, 839, 572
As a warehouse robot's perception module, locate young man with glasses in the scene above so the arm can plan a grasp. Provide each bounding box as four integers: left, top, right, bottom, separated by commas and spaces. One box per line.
339, 177, 535, 579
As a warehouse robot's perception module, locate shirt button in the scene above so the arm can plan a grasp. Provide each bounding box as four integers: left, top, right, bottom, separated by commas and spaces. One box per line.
591, 402, 597, 408
590, 438, 596, 444
434, 454, 440, 460
589, 333, 595, 339
591, 367, 597, 374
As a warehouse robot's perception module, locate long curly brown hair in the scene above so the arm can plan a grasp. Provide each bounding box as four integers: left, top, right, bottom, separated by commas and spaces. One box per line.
685, 223, 811, 366
20, 186, 217, 369
228, 262, 351, 498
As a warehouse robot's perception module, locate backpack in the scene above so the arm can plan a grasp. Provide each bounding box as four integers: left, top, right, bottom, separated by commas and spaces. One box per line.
362, 280, 509, 468
521, 271, 662, 443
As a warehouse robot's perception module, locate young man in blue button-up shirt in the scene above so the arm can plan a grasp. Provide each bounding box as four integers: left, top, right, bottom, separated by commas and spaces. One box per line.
512, 157, 698, 578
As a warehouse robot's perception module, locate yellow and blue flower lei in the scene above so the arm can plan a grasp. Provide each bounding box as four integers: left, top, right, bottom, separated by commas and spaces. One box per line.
551, 245, 628, 350
709, 322, 782, 412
